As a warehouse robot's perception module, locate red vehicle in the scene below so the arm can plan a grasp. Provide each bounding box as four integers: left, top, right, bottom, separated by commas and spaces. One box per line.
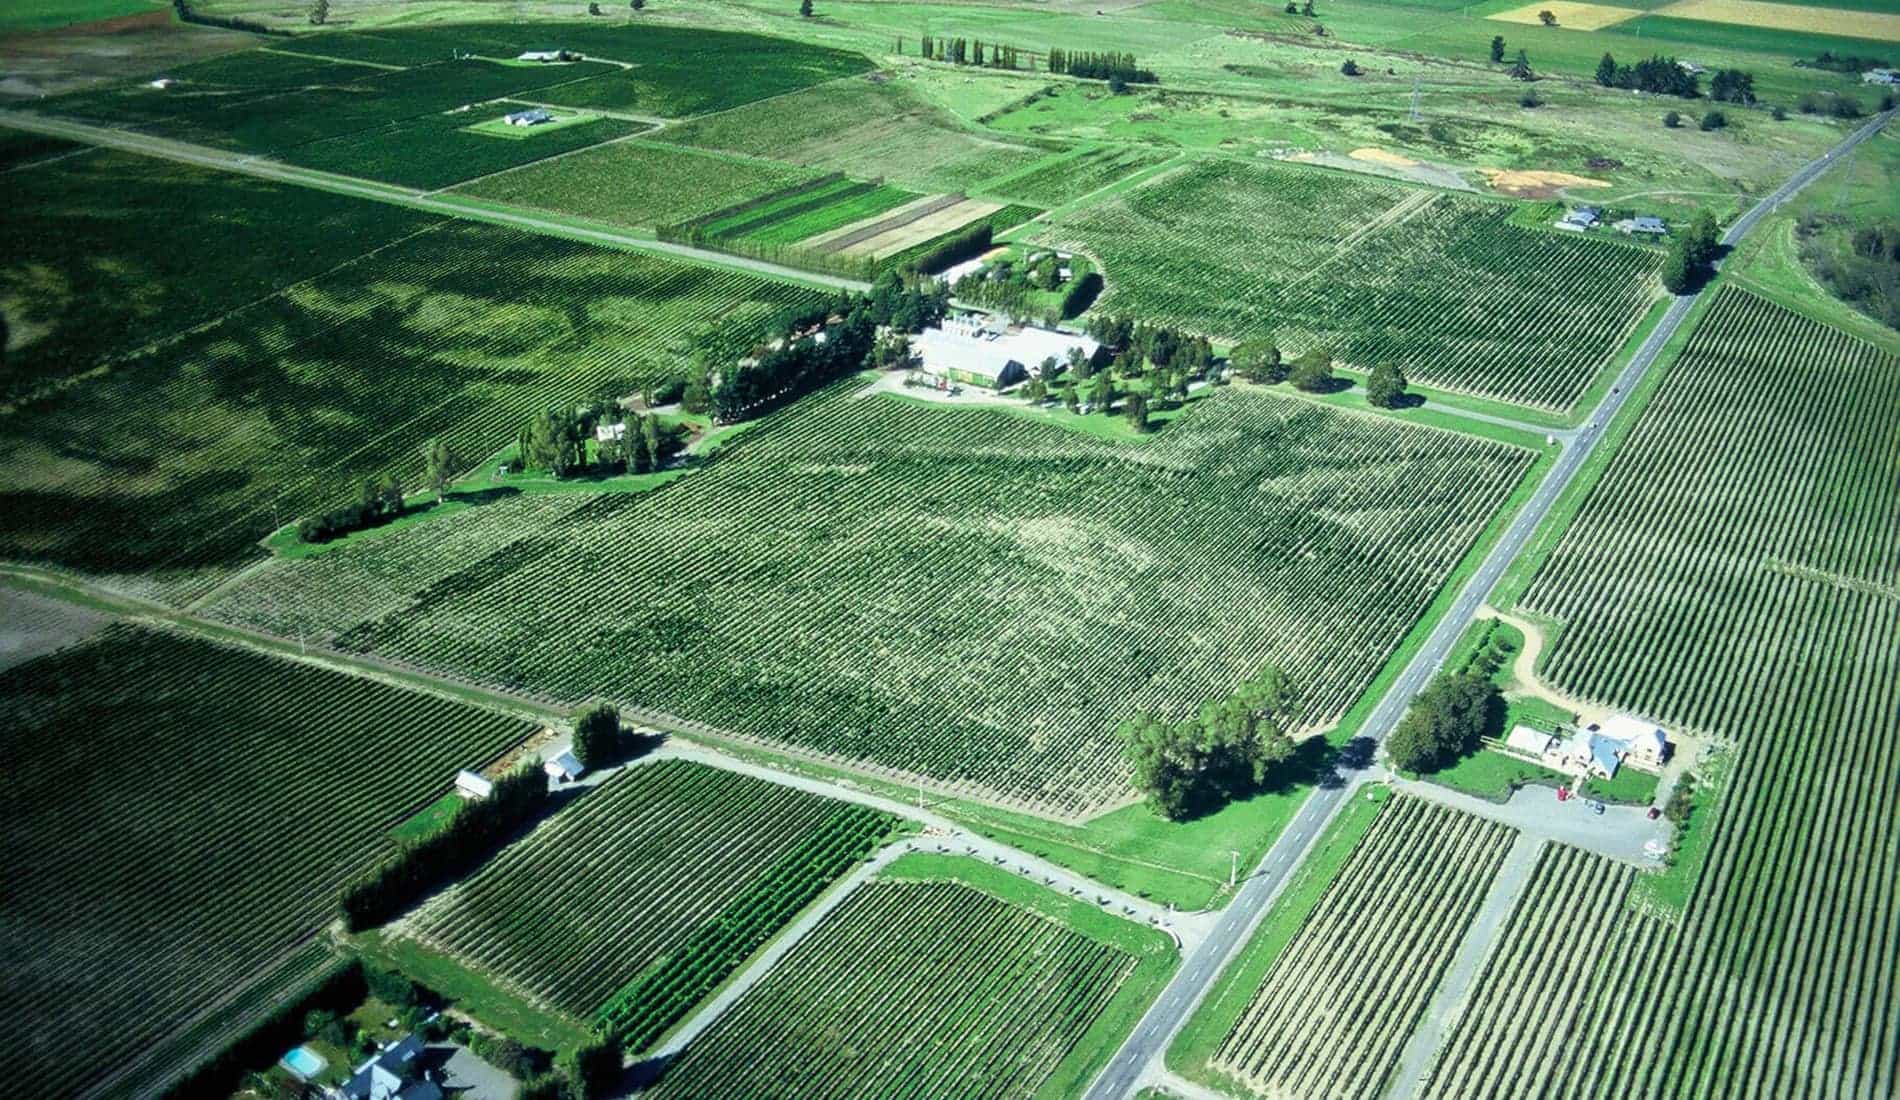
1647, 807, 1662, 820
1557, 786, 1570, 802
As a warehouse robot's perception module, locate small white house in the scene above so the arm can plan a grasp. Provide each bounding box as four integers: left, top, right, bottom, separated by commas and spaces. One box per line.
518, 50, 571, 62
596, 421, 626, 443
1863, 68, 1899, 85
1504, 725, 1556, 758
455, 769, 494, 800
504, 108, 554, 127
1598, 713, 1669, 770
148, 77, 178, 90
544, 750, 586, 783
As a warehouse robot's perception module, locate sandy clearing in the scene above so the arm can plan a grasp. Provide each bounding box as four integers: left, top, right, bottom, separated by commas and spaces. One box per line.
1481, 167, 1612, 197
1487, 1, 1643, 30
1350, 146, 1420, 168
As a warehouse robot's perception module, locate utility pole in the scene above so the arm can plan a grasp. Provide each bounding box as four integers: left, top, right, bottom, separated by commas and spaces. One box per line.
1230, 849, 1240, 889
1411, 76, 1422, 123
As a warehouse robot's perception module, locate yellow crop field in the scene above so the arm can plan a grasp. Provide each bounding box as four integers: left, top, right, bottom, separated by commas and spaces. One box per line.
1655, 0, 1900, 41
1487, 1, 1642, 30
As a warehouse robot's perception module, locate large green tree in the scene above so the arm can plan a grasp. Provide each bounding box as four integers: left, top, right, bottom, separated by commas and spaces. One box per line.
1122, 665, 1296, 820
1385, 671, 1500, 774
1289, 347, 1334, 393
1365, 361, 1408, 408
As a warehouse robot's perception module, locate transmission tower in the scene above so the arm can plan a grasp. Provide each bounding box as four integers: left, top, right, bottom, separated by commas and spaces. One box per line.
1410, 76, 1422, 122
1833, 139, 1860, 212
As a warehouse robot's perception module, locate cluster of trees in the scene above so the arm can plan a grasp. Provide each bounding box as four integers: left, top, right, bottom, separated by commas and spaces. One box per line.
1708, 69, 1756, 104
1049, 49, 1157, 85
516, 403, 682, 479
1593, 53, 1718, 99
571, 701, 634, 769
1489, 36, 1534, 79
1661, 209, 1722, 294
341, 765, 548, 931
1229, 341, 1363, 396
918, 36, 1028, 69
952, 254, 1099, 324
1385, 669, 1503, 773
1283, 0, 1316, 14
1087, 315, 1216, 378
297, 474, 405, 544
1121, 665, 1297, 820
1798, 89, 1876, 119
1801, 50, 1891, 74
1800, 215, 1900, 329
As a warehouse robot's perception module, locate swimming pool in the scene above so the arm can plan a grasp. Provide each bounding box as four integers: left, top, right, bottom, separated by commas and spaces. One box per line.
280, 1045, 326, 1080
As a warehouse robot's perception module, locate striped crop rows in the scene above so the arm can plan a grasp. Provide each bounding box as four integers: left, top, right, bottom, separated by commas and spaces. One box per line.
1035, 157, 1661, 412
210, 384, 1531, 815
0, 624, 533, 1097
646, 879, 1136, 1099
403, 759, 893, 1024
1508, 288, 1899, 1097
1, 213, 821, 585
1422, 844, 1663, 1097
1213, 796, 1514, 1098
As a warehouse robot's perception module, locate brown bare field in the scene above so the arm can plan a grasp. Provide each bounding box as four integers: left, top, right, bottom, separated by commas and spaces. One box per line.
839, 197, 1004, 258
1656, 0, 1900, 40
0, 14, 252, 98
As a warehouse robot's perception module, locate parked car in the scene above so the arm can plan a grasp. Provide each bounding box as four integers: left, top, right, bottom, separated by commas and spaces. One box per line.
1647, 806, 1662, 820
1589, 800, 1606, 815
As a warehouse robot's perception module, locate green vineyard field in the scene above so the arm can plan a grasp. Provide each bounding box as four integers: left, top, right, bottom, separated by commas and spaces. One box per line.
400, 759, 895, 1045
695, 177, 923, 247
0, 624, 533, 1097
1, 156, 823, 588
1421, 843, 1654, 1096
457, 139, 818, 231
1032, 157, 1663, 412
986, 145, 1173, 207
1211, 795, 1515, 1098
208, 383, 1531, 815
656, 78, 1049, 193
645, 878, 1138, 1098
1512, 287, 1899, 1096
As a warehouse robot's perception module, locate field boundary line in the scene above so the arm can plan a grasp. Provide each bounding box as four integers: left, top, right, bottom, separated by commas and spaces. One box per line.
258, 46, 406, 71
423, 122, 662, 196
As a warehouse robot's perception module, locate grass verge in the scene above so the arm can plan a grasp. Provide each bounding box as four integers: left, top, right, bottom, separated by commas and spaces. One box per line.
351, 930, 594, 1053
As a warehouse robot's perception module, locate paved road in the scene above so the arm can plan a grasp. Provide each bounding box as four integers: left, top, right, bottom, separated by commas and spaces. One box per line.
1383, 833, 1547, 1100
1085, 107, 1897, 1100
0, 111, 871, 293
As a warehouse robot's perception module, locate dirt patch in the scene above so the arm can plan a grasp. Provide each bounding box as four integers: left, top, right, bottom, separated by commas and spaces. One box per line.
0, 17, 252, 98
1481, 167, 1612, 199
0, 587, 113, 673
838, 197, 1003, 259
1487, 0, 1642, 30
1349, 146, 1419, 168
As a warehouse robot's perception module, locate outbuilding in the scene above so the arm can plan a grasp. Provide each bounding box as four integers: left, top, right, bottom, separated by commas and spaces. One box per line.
1616, 215, 1668, 237
1863, 68, 1899, 85
544, 750, 586, 783
504, 108, 554, 127
454, 769, 494, 800
518, 50, 572, 62
910, 316, 1102, 390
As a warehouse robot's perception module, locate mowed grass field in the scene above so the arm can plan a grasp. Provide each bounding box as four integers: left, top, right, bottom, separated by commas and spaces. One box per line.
457, 139, 818, 231
0, 151, 823, 594
1033, 157, 1663, 413
208, 383, 1532, 816
0, 623, 535, 1098
1209, 796, 1516, 1099
1507, 288, 1899, 1095
656, 76, 1052, 193
397, 760, 896, 1047
645, 869, 1160, 1099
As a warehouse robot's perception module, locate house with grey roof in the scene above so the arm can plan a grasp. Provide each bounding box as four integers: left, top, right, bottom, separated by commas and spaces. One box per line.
338, 1035, 442, 1100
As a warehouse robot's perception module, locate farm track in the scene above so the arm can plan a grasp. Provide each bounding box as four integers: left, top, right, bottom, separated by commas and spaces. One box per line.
1083, 106, 1898, 1100
0, 112, 870, 293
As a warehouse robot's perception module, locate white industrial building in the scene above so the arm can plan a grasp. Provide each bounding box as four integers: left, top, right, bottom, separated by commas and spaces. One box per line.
910, 316, 1101, 390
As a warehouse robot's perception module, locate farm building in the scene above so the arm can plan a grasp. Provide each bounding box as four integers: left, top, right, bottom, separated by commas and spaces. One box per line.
1555, 207, 1600, 232
910, 316, 1101, 390
1863, 68, 1899, 85
147, 77, 177, 89
340, 1034, 441, 1100
1559, 714, 1670, 779
1615, 216, 1668, 237
504, 108, 554, 127
1504, 725, 1556, 758
454, 769, 494, 800
544, 750, 586, 783
517, 50, 575, 62
596, 421, 626, 443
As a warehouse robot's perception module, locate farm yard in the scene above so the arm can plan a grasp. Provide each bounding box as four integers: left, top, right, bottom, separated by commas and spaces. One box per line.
207, 383, 1532, 815
0, 151, 821, 590
644, 876, 1146, 1099
1512, 288, 1900, 1096
395, 760, 897, 1048
1419, 843, 1660, 1097
1209, 796, 1516, 1099
0, 623, 534, 1097
1032, 157, 1663, 412
655, 77, 1052, 194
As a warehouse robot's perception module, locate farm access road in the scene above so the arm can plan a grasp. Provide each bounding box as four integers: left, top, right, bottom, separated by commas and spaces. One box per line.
1081, 105, 1899, 1100
0, 111, 872, 294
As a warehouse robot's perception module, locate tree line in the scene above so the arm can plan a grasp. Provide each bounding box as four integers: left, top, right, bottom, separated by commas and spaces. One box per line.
1050, 49, 1157, 84
1661, 210, 1721, 294
515, 401, 683, 480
